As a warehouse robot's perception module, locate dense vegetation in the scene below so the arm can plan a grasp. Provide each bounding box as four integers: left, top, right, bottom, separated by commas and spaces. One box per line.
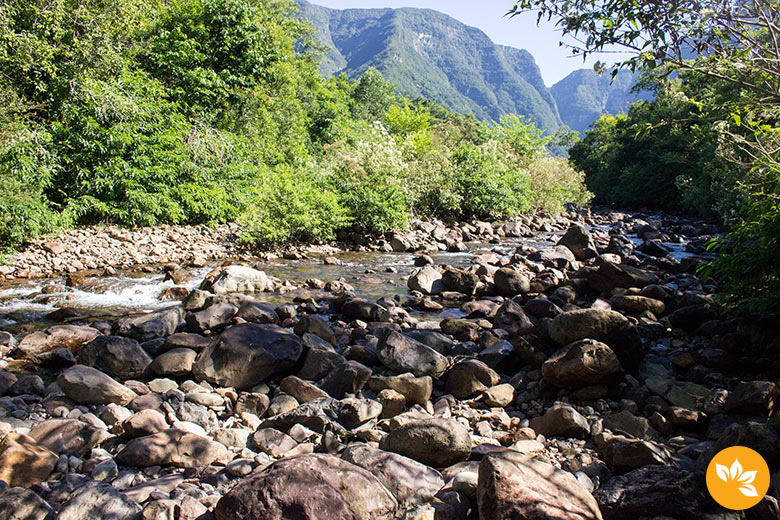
0, 0, 591, 252
511, 0, 780, 313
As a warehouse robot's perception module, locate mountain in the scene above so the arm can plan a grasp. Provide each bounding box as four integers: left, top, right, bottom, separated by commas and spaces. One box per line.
551, 69, 651, 134
299, 1, 561, 133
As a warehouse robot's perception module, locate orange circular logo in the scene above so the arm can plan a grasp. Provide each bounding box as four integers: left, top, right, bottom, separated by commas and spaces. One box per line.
706, 446, 770, 510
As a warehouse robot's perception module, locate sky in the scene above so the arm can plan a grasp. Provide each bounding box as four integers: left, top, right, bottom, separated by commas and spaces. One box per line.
309, 0, 630, 86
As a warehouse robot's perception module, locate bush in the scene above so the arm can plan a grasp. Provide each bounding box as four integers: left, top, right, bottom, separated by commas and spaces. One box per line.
450, 140, 531, 219
527, 157, 593, 213
239, 168, 348, 246
325, 123, 409, 233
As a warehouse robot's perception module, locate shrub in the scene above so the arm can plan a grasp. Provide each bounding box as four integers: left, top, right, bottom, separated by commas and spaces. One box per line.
239, 168, 348, 246
450, 140, 531, 219
527, 157, 593, 213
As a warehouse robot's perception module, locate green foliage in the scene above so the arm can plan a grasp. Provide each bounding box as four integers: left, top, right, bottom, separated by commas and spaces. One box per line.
488, 114, 550, 164
527, 157, 593, 213
239, 168, 348, 245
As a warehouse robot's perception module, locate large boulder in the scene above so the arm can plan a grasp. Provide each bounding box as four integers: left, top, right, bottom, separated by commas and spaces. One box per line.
593, 466, 704, 520
379, 418, 471, 468
376, 329, 448, 378
116, 307, 184, 342
478, 451, 602, 520
445, 359, 500, 399
16, 325, 99, 359
492, 299, 535, 336
28, 419, 103, 457
186, 302, 238, 332
57, 365, 136, 405
341, 444, 444, 507
441, 268, 480, 295
215, 454, 397, 520
58, 482, 141, 520
0, 433, 58, 487
587, 262, 658, 293
193, 323, 302, 389
78, 335, 152, 380
530, 404, 590, 439
557, 224, 598, 260
202, 265, 271, 294
0, 487, 55, 520
407, 266, 444, 295
542, 339, 623, 389
116, 428, 228, 468
368, 373, 432, 406
493, 268, 531, 296
548, 310, 644, 371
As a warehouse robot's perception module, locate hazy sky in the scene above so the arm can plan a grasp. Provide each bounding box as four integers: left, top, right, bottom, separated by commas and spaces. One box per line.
310, 0, 630, 86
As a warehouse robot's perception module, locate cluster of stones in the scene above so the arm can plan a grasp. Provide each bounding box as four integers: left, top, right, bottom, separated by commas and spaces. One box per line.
0, 210, 778, 520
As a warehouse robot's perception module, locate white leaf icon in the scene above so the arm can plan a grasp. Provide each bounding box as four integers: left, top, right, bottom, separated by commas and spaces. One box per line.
730, 459, 742, 480
739, 484, 758, 497
738, 470, 757, 484
716, 463, 730, 483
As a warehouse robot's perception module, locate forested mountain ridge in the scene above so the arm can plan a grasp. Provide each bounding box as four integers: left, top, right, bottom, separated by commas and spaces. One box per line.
298, 1, 562, 133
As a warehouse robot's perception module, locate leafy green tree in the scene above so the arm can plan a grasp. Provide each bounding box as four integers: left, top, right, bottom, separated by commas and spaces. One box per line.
352, 67, 397, 121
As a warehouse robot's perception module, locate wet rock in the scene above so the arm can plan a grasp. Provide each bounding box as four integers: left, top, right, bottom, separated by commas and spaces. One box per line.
530, 404, 590, 439
558, 224, 598, 260
78, 335, 153, 380
116, 428, 228, 468
28, 419, 103, 456
379, 418, 471, 468
376, 329, 449, 378
202, 265, 270, 294
342, 444, 445, 507
116, 307, 185, 342
493, 267, 531, 296
215, 454, 397, 520
58, 482, 141, 520
542, 339, 623, 389
16, 325, 100, 359
0, 487, 55, 520
58, 365, 136, 405
408, 266, 444, 295
548, 309, 644, 371
593, 465, 704, 520
445, 359, 500, 399
150, 348, 197, 377
186, 302, 238, 332
368, 373, 433, 406
478, 450, 603, 520
0, 433, 58, 487
194, 323, 302, 389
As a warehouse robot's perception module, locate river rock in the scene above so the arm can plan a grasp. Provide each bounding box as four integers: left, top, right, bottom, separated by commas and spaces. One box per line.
280, 376, 329, 403
16, 325, 100, 359
341, 444, 445, 507
203, 265, 271, 294
407, 266, 444, 295
0, 487, 55, 520
542, 339, 623, 389
28, 419, 103, 456
0, 433, 59, 487
368, 373, 433, 406
593, 465, 704, 520
341, 299, 389, 322
442, 268, 480, 295
611, 295, 665, 315
215, 454, 398, 520
58, 482, 141, 520
235, 301, 280, 325
116, 428, 228, 468
193, 323, 302, 389
318, 360, 372, 399
58, 365, 136, 405
478, 450, 603, 520
530, 403, 590, 439
558, 224, 598, 260
253, 428, 298, 458
492, 299, 535, 336
483, 383, 514, 407
122, 409, 169, 438
116, 307, 185, 342
548, 309, 644, 371
493, 267, 531, 296
723, 380, 779, 416
528, 245, 576, 269
376, 329, 448, 378
185, 302, 238, 332
379, 418, 471, 468
150, 348, 197, 376
445, 359, 500, 399
595, 432, 672, 474
587, 262, 658, 293
78, 335, 153, 380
